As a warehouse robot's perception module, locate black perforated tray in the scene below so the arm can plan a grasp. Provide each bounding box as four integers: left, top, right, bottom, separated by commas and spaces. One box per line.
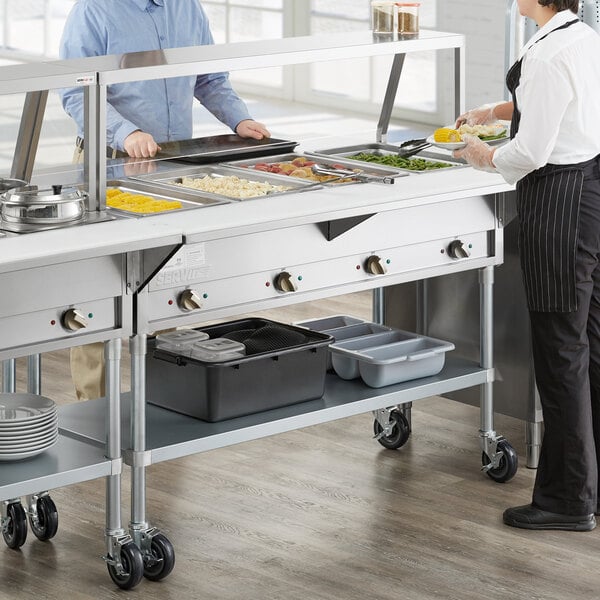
156, 134, 298, 164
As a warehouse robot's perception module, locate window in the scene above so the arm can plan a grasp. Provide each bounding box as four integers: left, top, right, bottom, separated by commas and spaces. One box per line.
206, 0, 447, 125
299, 0, 443, 124
202, 0, 286, 93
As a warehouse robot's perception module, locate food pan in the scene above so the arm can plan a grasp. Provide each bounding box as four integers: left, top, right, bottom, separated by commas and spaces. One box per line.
106, 179, 225, 216
330, 330, 419, 380
223, 153, 406, 184
155, 330, 210, 354
330, 329, 455, 387
294, 315, 366, 331
295, 315, 392, 370
129, 164, 318, 201
314, 143, 466, 173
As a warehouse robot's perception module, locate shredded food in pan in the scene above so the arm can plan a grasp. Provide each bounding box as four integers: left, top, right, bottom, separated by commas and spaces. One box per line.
176, 175, 291, 199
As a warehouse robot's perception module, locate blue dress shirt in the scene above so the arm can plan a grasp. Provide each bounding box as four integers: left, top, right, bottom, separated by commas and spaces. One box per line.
59, 0, 252, 151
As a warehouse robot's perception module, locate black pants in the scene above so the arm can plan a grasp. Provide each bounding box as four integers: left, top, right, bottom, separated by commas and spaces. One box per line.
529, 157, 600, 515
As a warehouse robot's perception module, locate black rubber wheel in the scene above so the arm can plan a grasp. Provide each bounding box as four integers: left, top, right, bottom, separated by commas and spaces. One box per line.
2, 502, 28, 550
107, 542, 144, 590
483, 439, 518, 483
143, 533, 176, 581
373, 410, 411, 450
29, 495, 59, 541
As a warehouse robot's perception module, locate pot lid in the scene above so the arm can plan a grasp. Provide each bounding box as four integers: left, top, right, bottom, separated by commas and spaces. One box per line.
3, 184, 86, 205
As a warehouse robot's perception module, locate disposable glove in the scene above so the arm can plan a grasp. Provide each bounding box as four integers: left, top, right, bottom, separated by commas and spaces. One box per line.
455, 105, 497, 128
453, 134, 497, 173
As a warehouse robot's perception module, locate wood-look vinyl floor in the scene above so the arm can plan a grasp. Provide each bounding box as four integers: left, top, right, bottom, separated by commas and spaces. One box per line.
2, 294, 598, 600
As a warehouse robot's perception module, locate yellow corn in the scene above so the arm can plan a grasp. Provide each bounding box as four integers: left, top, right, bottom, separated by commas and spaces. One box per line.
433, 128, 462, 143
106, 189, 182, 213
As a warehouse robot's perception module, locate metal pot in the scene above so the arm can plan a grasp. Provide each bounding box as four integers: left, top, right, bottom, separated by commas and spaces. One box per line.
1, 185, 86, 230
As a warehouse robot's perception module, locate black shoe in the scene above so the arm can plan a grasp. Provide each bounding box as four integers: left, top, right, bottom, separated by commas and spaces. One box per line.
503, 504, 596, 531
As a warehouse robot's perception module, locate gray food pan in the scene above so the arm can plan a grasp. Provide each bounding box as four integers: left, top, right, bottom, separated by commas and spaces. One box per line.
330, 330, 419, 380
128, 164, 316, 200
313, 144, 466, 173
106, 179, 226, 217
295, 316, 390, 370
356, 337, 455, 388
223, 153, 405, 179
294, 315, 366, 331
323, 322, 392, 341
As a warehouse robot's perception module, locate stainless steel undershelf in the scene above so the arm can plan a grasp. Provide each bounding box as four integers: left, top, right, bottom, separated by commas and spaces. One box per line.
58, 356, 489, 464
0, 433, 114, 499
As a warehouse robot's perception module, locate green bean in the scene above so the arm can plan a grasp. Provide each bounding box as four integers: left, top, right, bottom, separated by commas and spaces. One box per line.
347, 152, 452, 171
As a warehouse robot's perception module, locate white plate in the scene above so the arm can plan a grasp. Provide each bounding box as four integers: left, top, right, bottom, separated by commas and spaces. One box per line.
0, 393, 56, 423
427, 125, 508, 151
0, 413, 58, 436
426, 135, 465, 150
0, 431, 58, 452
0, 409, 57, 429
0, 436, 58, 454
0, 439, 57, 462
0, 423, 58, 442
0, 425, 58, 444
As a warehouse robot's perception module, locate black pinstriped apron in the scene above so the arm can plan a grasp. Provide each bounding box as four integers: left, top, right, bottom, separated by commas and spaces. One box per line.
507, 18, 585, 312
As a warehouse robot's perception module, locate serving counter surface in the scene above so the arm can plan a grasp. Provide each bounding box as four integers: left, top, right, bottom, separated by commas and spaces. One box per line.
1, 154, 513, 269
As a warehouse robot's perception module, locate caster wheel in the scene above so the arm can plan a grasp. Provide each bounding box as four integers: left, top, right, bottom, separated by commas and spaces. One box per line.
29, 495, 58, 541
373, 410, 411, 450
107, 542, 144, 590
483, 439, 518, 483
143, 533, 176, 581
2, 502, 28, 550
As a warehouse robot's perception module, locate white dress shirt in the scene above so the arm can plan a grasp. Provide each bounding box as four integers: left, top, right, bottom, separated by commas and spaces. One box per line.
493, 10, 600, 185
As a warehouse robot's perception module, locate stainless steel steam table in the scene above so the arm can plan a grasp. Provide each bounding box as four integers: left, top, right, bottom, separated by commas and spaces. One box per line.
59, 157, 516, 585
1, 28, 518, 590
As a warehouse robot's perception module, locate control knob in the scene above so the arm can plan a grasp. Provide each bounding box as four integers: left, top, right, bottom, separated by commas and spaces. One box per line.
448, 240, 471, 260
365, 255, 387, 275
62, 308, 88, 331
179, 289, 202, 311
274, 271, 297, 293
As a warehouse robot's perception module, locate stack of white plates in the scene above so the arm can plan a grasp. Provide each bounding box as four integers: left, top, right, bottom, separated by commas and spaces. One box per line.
0, 393, 58, 461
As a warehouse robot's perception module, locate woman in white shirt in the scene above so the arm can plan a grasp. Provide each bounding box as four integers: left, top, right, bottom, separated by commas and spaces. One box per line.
455, 0, 600, 531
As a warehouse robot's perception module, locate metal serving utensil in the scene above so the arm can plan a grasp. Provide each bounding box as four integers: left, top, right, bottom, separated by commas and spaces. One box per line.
310, 164, 400, 185
397, 138, 431, 158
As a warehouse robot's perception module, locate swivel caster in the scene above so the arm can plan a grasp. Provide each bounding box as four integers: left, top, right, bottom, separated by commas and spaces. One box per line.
107, 541, 144, 590
482, 439, 518, 483
28, 494, 58, 541
373, 409, 411, 450
2, 501, 28, 550
143, 533, 176, 581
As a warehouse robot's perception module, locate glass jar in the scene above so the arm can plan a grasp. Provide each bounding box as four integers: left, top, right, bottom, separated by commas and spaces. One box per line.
396, 2, 420, 35
371, 1, 395, 35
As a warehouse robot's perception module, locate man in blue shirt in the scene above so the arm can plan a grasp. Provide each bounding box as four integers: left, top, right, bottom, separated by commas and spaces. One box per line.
59, 0, 270, 159
61, 0, 270, 400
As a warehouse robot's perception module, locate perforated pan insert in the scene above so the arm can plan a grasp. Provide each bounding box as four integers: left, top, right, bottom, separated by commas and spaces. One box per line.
156, 134, 298, 163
